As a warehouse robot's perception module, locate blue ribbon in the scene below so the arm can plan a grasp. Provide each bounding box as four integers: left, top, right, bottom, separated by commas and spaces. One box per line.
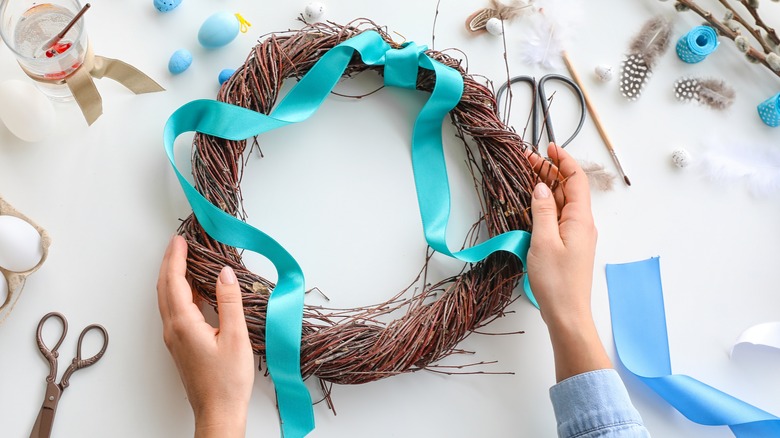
606, 257, 780, 437
676, 26, 719, 64
164, 30, 534, 437
757, 92, 780, 127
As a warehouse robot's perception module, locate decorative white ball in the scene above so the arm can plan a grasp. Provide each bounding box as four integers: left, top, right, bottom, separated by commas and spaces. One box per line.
595, 65, 613, 82
485, 17, 504, 36
0, 80, 55, 143
304, 2, 325, 22
671, 148, 692, 168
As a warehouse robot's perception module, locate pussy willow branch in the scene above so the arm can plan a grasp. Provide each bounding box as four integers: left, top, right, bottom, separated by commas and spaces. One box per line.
717, 0, 773, 52
674, 0, 780, 80
740, 0, 780, 45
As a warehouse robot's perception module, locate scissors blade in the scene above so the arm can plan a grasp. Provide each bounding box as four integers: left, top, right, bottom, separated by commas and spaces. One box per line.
29, 405, 55, 438
30, 382, 61, 438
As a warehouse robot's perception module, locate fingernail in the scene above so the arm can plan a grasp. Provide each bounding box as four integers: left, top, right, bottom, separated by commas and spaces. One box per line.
219, 266, 236, 285
534, 183, 551, 199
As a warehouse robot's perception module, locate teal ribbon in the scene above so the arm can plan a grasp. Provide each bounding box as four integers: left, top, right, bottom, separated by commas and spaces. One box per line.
606, 257, 780, 437
676, 26, 719, 64
164, 30, 534, 437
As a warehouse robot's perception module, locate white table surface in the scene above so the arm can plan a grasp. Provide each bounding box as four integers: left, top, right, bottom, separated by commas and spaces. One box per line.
1, 0, 779, 436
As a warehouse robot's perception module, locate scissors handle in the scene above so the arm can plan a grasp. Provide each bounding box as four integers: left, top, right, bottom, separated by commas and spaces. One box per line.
59, 324, 109, 389
36, 312, 68, 383
536, 74, 586, 149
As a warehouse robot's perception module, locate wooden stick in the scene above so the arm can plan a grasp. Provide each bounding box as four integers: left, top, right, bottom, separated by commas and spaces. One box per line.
562, 51, 631, 186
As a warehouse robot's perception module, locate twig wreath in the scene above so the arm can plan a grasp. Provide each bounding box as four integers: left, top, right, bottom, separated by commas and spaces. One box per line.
176, 19, 550, 407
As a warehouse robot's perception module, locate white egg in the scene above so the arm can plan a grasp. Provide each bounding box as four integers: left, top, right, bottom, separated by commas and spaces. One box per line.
304, 2, 325, 22
595, 65, 613, 82
0, 215, 44, 272
671, 148, 692, 168
485, 17, 504, 36
0, 273, 8, 306
0, 80, 56, 142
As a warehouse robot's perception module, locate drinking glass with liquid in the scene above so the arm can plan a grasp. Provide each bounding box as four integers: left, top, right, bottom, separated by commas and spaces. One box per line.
0, 0, 88, 100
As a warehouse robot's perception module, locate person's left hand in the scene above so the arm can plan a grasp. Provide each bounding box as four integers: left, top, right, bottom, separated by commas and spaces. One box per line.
157, 235, 254, 438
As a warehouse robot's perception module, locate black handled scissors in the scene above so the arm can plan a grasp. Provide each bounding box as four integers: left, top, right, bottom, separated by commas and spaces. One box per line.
30, 312, 108, 438
496, 74, 586, 150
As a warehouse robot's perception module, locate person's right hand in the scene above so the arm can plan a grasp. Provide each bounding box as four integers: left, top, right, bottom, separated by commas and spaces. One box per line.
524, 143, 610, 382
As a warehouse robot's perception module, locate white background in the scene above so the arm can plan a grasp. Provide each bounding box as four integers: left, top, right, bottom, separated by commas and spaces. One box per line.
1, 0, 779, 437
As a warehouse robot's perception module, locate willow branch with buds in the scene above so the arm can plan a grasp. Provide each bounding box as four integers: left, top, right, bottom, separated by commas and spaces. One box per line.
672, 0, 780, 80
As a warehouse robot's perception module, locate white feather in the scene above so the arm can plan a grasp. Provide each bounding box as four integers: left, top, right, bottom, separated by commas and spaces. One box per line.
516, 0, 582, 70
696, 142, 780, 197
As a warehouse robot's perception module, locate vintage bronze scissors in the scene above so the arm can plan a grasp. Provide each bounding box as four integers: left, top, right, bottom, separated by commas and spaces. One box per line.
496, 74, 586, 151
30, 312, 108, 438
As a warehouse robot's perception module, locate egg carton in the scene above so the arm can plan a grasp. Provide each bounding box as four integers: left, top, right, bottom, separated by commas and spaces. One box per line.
0, 196, 51, 324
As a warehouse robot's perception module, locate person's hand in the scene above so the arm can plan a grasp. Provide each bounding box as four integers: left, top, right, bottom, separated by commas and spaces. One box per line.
157, 236, 254, 438
525, 143, 597, 325
525, 143, 610, 382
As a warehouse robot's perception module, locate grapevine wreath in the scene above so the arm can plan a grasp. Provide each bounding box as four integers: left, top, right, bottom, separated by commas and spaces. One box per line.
176, 19, 559, 403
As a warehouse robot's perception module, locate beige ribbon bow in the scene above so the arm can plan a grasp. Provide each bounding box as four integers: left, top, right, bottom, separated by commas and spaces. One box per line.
23, 43, 165, 125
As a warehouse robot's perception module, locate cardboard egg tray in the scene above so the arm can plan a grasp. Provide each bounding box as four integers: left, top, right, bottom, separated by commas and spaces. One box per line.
0, 196, 51, 324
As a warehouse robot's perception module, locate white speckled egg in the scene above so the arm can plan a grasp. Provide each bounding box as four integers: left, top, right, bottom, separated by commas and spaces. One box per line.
168, 49, 193, 74
304, 2, 325, 22
671, 148, 692, 168
595, 65, 613, 82
0, 215, 44, 272
198, 12, 239, 48
485, 17, 504, 36
0, 80, 55, 143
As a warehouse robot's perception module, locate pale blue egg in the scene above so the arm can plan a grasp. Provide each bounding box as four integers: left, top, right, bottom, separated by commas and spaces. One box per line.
168, 49, 192, 74
154, 0, 182, 13
198, 12, 239, 48
218, 68, 235, 85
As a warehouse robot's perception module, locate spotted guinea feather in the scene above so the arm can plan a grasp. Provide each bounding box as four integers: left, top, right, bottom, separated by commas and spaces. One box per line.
674, 77, 735, 110
620, 16, 672, 100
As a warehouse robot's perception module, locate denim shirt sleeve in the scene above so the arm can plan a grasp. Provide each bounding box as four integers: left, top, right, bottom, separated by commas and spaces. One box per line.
549, 369, 651, 438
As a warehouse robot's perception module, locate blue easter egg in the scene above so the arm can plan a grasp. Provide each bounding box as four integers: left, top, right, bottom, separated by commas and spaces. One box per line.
154, 0, 182, 12
198, 12, 239, 48
168, 49, 192, 74
218, 68, 235, 85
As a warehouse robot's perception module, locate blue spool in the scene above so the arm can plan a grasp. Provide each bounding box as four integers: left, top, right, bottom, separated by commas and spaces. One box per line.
676, 26, 719, 63
757, 93, 780, 127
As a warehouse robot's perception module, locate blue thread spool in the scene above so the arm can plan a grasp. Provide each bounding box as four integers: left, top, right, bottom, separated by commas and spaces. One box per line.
757, 93, 780, 127
676, 26, 719, 63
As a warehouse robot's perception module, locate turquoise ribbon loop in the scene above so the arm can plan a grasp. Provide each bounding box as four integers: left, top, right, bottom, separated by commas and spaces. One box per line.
606, 257, 780, 437
164, 30, 534, 437
384, 42, 426, 89
676, 26, 719, 64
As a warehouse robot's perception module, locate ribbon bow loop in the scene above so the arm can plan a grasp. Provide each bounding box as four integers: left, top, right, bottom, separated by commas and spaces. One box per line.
383, 42, 427, 89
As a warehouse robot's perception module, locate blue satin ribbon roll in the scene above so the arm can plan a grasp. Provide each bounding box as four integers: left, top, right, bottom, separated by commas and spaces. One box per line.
677, 26, 719, 63
757, 93, 780, 127
606, 257, 780, 437
165, 30, 535, 437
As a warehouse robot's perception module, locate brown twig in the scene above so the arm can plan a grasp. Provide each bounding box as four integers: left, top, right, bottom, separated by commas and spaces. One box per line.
717, 0, 773, 53
740, 0, 780, 45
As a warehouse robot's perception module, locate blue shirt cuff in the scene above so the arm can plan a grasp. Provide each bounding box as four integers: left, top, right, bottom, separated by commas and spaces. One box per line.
549, 369, 649, 437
